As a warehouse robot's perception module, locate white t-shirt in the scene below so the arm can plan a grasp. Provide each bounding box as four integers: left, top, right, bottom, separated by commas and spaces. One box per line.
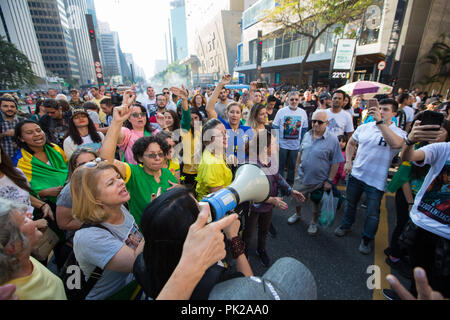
326, 109, 354, 137
166, 101, 177, 113
410, 142, 450, 239
402, 105, 415, 123
273, 106, 308, 150
0, 169, 33, 213
351, 122, 407, 191
63, 132, 104, 160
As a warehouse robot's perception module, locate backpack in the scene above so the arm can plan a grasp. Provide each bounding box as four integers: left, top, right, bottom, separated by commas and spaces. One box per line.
59, 224, 112, 300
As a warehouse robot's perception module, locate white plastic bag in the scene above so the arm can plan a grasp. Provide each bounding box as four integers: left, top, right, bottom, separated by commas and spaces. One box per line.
318, 191, 338, 227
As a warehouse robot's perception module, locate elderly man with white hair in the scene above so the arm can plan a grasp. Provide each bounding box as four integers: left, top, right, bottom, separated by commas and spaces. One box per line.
287, 110, 344, 236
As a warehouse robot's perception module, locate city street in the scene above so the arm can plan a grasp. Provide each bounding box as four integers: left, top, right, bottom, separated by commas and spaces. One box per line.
246, 179, 409, 300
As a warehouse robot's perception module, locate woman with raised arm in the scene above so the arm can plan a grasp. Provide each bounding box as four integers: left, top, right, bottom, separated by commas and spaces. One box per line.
100, 91, 179, 225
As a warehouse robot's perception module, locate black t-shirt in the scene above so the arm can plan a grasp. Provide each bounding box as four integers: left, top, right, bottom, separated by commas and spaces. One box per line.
301, 100, 318, 129
267, 107, 279, 127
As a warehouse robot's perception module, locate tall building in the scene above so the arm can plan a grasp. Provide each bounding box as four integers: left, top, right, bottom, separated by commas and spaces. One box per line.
27, 0, 81, 84
234, 0, 449, 92
63, 0, 96, 85
0, 0, 47, 78
182, 0, 244, 86
169, 0, 188, 62
98, 22, 122, 84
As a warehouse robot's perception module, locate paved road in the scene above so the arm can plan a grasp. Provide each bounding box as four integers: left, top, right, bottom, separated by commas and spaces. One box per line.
244, 178, 411, 300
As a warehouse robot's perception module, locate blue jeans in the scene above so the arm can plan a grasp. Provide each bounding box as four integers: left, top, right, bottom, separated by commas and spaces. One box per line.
341, 175, 385, 240
278, 148, 298, 186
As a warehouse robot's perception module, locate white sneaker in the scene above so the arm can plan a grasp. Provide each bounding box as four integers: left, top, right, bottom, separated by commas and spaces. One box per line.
287, 214, 301, 225
307, 222, 318, 235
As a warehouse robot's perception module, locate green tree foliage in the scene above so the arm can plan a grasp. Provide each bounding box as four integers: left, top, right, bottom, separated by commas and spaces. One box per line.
0, 36, 37, 89
264, 0, 375, 84
151, 62, 190, 85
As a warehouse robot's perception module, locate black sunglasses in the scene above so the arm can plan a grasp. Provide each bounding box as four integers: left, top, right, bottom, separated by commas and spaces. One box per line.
312, 120, 326, 125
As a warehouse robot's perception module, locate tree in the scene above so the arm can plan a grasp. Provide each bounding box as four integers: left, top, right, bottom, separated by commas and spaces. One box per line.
418, 33, 450, 94
263, 0, 375, 85
151, 62, 190, 88
0, 36, 37, 90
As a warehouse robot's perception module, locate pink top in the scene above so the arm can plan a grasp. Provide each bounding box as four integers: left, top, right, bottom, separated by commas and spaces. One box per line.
118, 127, 159, 164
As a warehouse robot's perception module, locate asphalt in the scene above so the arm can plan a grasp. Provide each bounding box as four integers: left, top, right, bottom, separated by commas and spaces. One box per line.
244, 177, 412, 300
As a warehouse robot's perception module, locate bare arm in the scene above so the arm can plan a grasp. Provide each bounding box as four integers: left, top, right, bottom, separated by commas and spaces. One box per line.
344, 137, 358, 175
56, 206, 82, 230
206, 74, 231, 119
104, 240, 145, 273
99, 102, 134, 177
401, 120, 441, 162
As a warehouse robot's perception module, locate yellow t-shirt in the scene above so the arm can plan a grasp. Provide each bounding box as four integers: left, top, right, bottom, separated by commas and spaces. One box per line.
6, 257, 67, 300
195, 150, 232, 201
168, 158, 180, 177
92, 97, 106, 124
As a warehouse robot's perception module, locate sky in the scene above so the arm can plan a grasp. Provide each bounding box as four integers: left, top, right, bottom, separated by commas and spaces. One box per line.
94, 0, 171, 79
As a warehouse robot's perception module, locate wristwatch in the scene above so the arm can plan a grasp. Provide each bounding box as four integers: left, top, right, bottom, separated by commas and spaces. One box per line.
405, 137, 416, 146
375, 120, 385, 126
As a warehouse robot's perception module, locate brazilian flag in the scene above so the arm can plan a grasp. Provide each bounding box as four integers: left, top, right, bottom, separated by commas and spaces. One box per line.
13, 144, 68, 204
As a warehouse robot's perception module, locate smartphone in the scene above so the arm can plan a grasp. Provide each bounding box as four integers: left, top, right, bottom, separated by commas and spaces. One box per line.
367, 98, 378, 109
421, 110, 444, 130
256, 82, 268, 89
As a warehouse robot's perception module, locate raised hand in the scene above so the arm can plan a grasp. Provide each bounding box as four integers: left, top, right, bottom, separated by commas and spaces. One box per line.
170, 86, 188, 101
122, 90, 136, 107
407, 120, 441, 143
113, 104, 133, 124
219, 74, 231, 87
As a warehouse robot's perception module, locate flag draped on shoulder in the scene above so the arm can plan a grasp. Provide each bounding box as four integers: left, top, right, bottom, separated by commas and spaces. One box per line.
13, 144, 68, 203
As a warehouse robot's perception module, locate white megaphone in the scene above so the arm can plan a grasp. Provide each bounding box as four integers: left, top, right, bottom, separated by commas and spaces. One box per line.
201, 164, 272, 222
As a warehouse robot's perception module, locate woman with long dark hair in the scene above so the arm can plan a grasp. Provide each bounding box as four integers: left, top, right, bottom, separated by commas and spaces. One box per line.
163, 109, 180, 133
30, 98, 46, 122
190, 93, 207, 120
63, 108, 104, 159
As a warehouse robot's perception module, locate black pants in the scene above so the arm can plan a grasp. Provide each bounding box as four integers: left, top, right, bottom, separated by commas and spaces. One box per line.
242, 209, 273, 253
390, 188, 411, 258
402, 222, 450, 297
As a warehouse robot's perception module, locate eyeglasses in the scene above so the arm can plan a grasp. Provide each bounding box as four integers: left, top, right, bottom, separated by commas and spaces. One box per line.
83, 158, 103, 168
290, 99, 299, 102
143, 152, 165, 159
312, 120, 326, 125
163, 92, 170, 95
131, 112, 147, 118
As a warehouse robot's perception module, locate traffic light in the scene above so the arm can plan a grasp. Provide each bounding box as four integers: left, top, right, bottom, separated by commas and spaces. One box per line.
257, 30, 262, 67
89, 29, 95, 41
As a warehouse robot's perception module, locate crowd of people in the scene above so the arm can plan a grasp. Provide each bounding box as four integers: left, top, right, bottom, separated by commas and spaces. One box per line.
0, 76, 448, 301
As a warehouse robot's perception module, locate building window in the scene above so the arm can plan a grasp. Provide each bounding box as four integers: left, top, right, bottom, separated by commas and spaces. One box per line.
359, 0, 384, 46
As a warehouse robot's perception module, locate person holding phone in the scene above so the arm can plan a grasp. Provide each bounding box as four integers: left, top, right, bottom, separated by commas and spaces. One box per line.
334, 98, 407, 255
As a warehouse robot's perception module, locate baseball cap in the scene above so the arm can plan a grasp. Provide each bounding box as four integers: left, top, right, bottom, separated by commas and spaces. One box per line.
71, 108, 89, 117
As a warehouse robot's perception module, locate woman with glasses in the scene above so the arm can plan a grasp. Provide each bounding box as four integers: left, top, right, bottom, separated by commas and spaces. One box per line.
70, 162, 144, 300
205, 74, 253, 167
190, 93, 207, 120
117, 104, 158, 165
63, 108, 104, 159
100, 95, 178, 225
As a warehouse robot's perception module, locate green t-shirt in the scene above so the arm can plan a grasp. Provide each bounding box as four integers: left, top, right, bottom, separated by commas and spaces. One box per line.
124, 163, 178, 225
